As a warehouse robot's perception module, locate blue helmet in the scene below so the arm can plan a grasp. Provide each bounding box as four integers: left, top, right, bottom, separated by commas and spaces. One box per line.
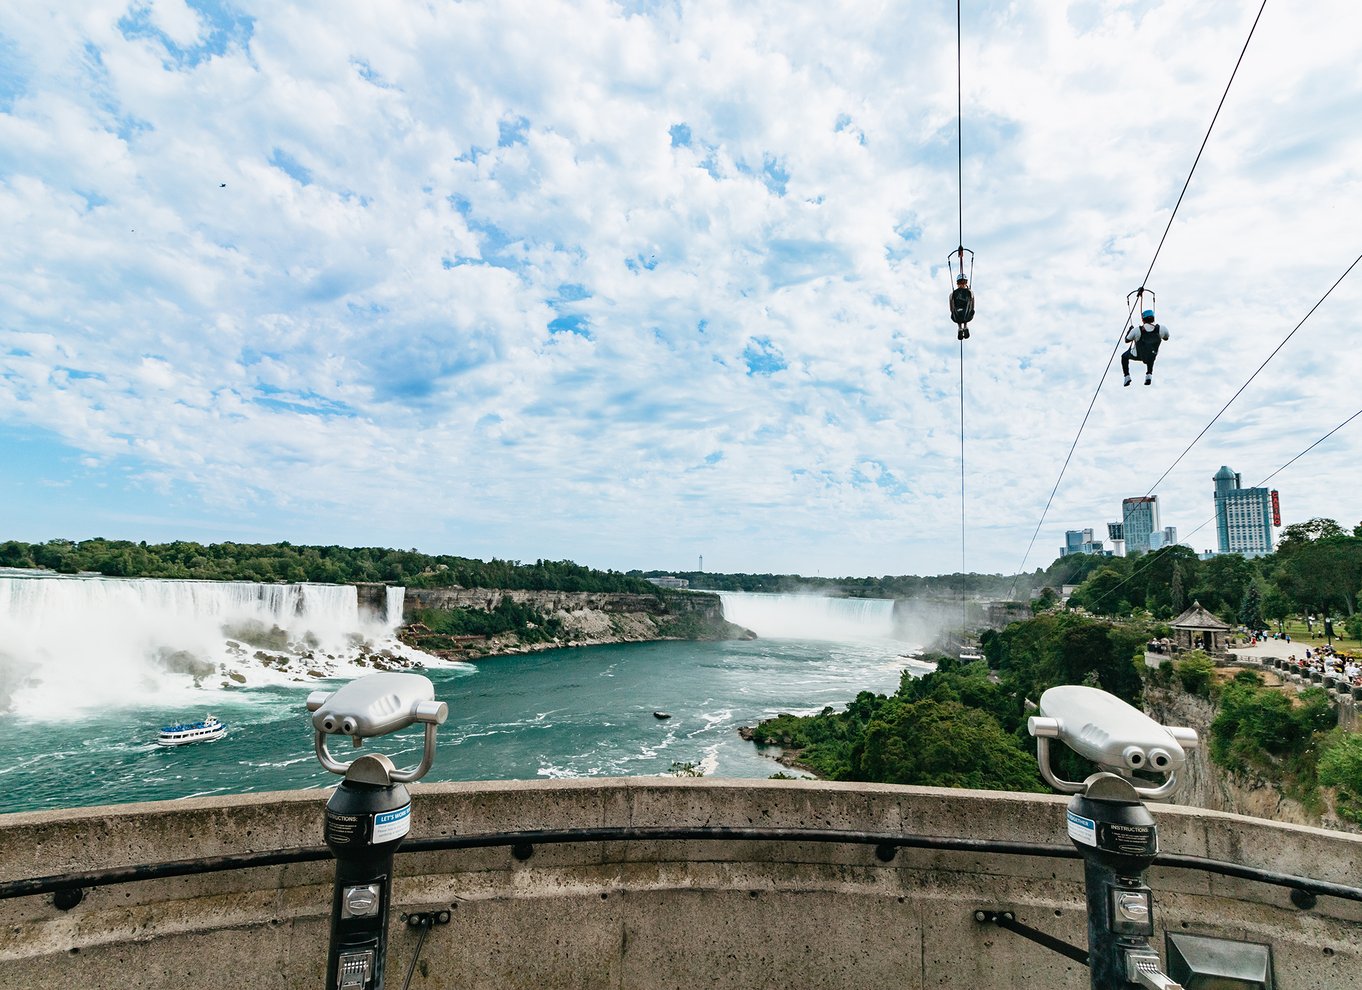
1141, 309, 1155, 320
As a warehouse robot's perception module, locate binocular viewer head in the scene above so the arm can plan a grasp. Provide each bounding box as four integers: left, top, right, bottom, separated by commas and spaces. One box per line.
1028, 685, 1198, 800
307, 672, 448, 783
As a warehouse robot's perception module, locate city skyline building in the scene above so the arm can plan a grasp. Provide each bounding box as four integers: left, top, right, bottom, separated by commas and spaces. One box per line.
1060, 528, 1106, 557
1120, 496, 1160, 555
1148, 526, 1179, 551
1213, 465, 1275, 557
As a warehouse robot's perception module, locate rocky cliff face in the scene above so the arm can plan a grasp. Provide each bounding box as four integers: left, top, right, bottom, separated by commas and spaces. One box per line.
400, 587, 754, 659
1144, 685, 1359, 834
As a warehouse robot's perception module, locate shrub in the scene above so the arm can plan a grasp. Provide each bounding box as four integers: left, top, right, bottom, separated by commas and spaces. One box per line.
1174, 650, 1216, 697
1318, 734, 1362, 824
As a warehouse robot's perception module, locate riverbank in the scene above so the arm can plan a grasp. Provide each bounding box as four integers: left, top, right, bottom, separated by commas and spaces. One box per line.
399, 587, 756, 661
735, 725, 821, 778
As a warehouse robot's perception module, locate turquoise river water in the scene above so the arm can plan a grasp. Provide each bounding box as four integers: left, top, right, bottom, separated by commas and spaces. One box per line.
0, 586, 926, 814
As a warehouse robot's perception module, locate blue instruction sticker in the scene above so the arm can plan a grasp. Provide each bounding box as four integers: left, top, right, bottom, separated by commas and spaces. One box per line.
1067, 809, 1097, 847
373, 804, 411, 844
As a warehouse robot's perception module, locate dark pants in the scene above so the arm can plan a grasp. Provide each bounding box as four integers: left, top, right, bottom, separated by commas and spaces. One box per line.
1121, 348, 1156, 376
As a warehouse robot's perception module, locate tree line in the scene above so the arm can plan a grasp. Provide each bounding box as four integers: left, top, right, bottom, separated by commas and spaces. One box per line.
636, 568, 1017, 598
1056, 518, 1362, 637
0, 538, 658, 593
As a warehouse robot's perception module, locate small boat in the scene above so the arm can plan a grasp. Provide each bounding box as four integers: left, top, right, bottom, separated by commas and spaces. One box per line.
157, 714, 227, 747
652, 711, 672, 720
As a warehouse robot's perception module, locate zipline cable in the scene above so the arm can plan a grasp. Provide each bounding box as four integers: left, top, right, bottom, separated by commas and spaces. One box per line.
1143, 250, 1362, 497
1006, 0, 1269, 599
956, 0, 968, 635
956, 0, 964, 250
960, 337, 967, 581
1084, 403, 1362, 614
1083, 247, 1361, 605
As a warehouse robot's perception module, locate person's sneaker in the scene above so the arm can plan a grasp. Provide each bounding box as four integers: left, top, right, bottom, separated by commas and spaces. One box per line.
1123, 374, 1131, 387
1145, 374, 1153, 385
957, 327, 969, 340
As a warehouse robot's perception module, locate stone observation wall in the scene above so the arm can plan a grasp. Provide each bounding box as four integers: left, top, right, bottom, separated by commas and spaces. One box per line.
2, 780, 1359, 989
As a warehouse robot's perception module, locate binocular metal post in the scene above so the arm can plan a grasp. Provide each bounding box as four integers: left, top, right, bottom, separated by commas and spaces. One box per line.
308, 672, 448, 990
1069, 775, 1179, 990
1029, 685, 1198, 990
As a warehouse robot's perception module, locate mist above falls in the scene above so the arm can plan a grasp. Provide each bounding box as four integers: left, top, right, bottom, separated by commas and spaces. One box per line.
715, 591, 960, 648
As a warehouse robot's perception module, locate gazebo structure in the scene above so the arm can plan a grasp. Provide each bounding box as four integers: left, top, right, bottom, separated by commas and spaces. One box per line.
1170, 601, 1233, 653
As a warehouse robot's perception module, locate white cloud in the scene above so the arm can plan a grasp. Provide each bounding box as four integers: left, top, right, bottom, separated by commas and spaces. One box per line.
1, 0, 1360, 577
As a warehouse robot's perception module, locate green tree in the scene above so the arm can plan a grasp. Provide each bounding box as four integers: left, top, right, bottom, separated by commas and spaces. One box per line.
1319, 734, 1362, 824
1067, 567, 1128, 615
1261, 588, 1292, 633
1174, 650, 1216, 697
1169, 563, 1186, 615
852, 699, 1044, 792
1238, 584, 1264, 629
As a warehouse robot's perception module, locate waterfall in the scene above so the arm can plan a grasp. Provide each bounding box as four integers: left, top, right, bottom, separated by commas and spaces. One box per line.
716, 591, 897, 641
386, 586, 405, 624
0, 572, 415, 718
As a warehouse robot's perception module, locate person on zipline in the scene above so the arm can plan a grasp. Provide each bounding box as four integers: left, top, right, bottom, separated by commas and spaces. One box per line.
950, 273, 975, 340
1122, 309, 1169, 386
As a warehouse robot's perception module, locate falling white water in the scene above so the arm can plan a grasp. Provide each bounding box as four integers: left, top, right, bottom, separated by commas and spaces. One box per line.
0, 572, 424, 718
386, 586, 405, 624
716, 591, 897, 641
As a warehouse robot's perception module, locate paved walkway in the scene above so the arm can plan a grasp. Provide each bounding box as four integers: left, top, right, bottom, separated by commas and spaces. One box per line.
1228, 639, 1302, 660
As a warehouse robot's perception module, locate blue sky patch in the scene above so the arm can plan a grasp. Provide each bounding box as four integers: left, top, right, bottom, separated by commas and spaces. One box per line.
117, 0, 255, 71
252, 384, 356, 418
698, 146, 722, 180
761, 154, 788, 196
55, 367, 106, 382
269, 147, 312, 186
669, 123, 691, 148
0, 34, 27, 111
743, 337, 786, 376
498, 115, 530, 147
75, 189, 109, 212
548, 314, 591, 337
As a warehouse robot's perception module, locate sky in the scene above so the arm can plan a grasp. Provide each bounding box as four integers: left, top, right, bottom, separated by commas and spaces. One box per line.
1, 1, 1360, 580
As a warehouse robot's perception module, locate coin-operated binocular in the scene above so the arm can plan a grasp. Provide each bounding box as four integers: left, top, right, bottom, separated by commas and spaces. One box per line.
1029, 685, 1198, 990
308, 672, 447, 990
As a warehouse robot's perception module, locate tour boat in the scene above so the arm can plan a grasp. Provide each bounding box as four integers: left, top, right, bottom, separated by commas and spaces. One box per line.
157, 714, 227, 747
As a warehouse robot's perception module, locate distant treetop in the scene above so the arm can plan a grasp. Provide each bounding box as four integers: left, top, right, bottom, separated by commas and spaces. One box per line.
0, 538, 658, 593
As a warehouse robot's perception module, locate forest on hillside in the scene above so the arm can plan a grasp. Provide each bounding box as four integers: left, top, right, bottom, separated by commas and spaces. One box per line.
0, 538, 657, 593
1054, 518, 1362, 637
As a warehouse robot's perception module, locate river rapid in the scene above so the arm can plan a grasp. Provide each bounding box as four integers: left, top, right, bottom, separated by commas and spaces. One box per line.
0, 581, 927, 814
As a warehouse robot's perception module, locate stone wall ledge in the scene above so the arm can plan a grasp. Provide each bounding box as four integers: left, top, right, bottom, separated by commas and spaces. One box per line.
2, 780, 1359, 989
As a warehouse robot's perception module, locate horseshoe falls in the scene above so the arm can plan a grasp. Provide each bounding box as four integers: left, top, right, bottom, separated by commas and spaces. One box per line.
716, 591, 898, 641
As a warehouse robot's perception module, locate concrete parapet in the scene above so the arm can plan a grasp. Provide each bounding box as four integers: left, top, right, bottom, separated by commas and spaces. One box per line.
1, 780, 1360, 989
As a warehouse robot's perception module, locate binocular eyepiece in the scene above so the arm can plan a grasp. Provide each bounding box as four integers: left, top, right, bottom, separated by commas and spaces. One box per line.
1028, 685, 1198, 800
307, 671, 448, 784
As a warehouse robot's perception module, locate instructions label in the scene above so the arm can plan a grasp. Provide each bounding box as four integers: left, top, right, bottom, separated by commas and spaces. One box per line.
373, 804, 411, 844
1067, 809, 1097, 847
325, 812, 367, 849
1097, 821, 1158, 857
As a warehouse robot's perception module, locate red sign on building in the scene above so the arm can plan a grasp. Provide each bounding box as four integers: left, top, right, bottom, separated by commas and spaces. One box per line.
1270, 489, 1281, 527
